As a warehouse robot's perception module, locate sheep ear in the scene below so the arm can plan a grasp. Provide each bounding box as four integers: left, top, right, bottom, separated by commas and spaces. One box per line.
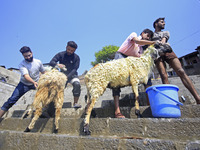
151, 48, 159, 60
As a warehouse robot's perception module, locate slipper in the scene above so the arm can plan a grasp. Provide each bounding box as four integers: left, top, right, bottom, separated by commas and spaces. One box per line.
115, 113, 125, 119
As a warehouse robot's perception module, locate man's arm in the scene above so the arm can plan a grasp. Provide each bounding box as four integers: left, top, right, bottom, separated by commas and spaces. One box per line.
50, 53, 61, 67
24, 71, 45, 88
161, 37, 167, 44
161, 31, 170, 44
19, 65, 38, 88
132, 37, 155, 46
49, 53, 66, 69
23, 74, 38, 88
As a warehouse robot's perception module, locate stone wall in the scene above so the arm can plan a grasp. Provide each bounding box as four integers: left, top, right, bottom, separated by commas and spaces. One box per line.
0, 67, 20, 86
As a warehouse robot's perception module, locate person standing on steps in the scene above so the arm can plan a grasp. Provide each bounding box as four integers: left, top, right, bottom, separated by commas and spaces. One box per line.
0, 46, 46, 119
152, 17, 200, 104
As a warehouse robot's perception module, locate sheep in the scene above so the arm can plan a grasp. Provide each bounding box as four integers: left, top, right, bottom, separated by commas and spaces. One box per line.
24, 66, 67, 133
83, 45, 159, 135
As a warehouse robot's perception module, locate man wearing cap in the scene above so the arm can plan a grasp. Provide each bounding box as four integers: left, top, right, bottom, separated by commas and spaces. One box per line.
0, 46, 46, 118
152, 17, 200, 104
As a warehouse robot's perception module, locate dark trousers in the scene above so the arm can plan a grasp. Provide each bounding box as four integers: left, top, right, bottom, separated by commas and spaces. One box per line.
1, 82, 35, 111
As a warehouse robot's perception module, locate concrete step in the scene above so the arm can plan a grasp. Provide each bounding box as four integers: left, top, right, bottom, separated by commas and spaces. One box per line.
0, 117, 200, 142
89, 104, 200, 119
1, 130, 199, 150
1, 75, 199, 109
6, 104, 200, 119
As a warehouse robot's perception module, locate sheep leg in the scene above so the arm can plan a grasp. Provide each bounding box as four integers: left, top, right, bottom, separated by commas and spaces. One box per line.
24, 105, 43, 132
53, 106, 62, 133
85, 89, 90, 103
83, 97, 96, 135
21, 104, 33, 119
53, 91, 64, 133
54, 104, 62, 133
132, 86, 142, 118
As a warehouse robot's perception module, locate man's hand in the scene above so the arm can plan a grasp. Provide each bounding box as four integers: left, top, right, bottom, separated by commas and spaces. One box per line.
163, 44, 172, 53
57, 64, 66, 69
33, 81, 38, 88
56, 64, 67, 71
154, 42, 172, 54
24, 74, 39, 88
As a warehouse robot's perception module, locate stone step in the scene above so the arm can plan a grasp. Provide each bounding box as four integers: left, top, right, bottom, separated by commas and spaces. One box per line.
90, 104, 200, 119
0, 117, 200, 142
1, 75, 199, 109
7, 104, 200, 119
0, 130, 199, 150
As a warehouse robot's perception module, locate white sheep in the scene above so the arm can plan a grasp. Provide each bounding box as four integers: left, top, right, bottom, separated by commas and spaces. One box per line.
24, 67, 67, 133
83, 45, 158, 135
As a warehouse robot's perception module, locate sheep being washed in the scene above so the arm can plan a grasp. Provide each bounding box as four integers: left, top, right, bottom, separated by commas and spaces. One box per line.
24, 66, 67, 133
83, 45, 159, 135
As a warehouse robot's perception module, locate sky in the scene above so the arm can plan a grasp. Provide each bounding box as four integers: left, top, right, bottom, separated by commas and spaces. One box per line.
0, 0, 200, 75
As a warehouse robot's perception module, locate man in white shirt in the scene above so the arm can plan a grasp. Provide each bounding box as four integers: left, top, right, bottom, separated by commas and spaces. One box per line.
0, 46, 45, 118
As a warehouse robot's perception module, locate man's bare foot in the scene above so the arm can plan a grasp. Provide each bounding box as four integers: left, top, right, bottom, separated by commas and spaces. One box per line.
115, 113, 125, 119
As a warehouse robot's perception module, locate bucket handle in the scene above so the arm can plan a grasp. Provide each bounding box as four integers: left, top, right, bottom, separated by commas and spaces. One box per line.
152, 87, 183, 106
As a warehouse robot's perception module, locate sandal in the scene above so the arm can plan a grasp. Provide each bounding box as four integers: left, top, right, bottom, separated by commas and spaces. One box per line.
115, 113, 125, 119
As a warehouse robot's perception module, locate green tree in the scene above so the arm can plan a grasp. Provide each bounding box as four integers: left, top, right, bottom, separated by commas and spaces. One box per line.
91, 45, 119, 66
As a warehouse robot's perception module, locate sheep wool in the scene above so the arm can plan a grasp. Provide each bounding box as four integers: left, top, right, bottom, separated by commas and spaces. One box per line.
24, 68, 67, 133
85, 45, 155, 100
83, 45, 157, 135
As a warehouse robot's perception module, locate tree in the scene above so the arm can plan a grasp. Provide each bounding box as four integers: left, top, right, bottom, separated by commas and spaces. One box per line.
91, 45, 119, 66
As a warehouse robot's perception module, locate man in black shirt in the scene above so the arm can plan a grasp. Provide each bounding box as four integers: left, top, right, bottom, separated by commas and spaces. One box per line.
50, 41, 81, 108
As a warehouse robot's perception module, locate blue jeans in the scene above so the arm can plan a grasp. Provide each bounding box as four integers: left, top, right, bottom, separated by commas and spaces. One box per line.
1, 82, 35, 111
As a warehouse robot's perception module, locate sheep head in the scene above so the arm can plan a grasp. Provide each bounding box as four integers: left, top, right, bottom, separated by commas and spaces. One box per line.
143, 45, 159, 60
44, 65, 67, 72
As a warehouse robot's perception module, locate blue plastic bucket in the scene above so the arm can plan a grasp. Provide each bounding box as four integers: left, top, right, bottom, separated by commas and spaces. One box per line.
146, 84, 183, 118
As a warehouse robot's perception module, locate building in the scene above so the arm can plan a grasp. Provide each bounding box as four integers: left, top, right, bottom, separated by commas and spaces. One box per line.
178, 45, 200, 75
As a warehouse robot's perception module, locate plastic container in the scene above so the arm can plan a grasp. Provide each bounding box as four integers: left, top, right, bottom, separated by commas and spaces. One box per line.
146, 84, 183, 118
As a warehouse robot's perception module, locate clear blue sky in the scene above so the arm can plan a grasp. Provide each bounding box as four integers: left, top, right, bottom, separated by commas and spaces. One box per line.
1, 0, 200, 75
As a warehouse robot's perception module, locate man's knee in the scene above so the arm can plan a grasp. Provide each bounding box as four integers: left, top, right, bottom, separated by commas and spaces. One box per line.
177, 68, 186, 77
72, 81, 81, 97
1, 98, 15, 111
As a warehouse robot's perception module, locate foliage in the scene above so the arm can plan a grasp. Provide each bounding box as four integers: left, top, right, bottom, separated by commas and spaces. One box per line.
91, 45, 119, 66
